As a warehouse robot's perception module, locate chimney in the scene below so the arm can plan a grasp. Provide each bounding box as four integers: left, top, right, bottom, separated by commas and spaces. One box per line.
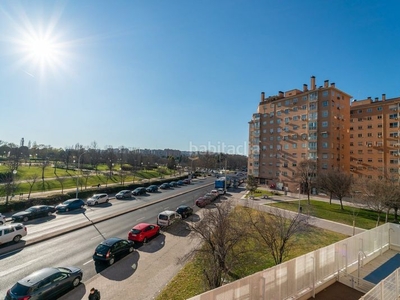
278, 91, 284, 98
324, 80, 329, 88
311, 76, 316, 90
303, 84, 308, 92
261, 92, 265, 102
330, 82, 335, 88
375, 97, 379, 102
382, 94, 386, 101
367, 97, 371, 100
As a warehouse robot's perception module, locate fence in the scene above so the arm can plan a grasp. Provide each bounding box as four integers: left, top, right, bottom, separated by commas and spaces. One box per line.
188, 223, 400, 300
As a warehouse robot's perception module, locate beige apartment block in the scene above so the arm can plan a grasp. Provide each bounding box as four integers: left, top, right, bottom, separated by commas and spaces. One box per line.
248, 76, 352, 192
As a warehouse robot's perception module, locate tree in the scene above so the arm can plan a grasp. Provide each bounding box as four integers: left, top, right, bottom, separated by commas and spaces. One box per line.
55, 175, 66, 194
0, 164, 19, 205
246, 175, 258, 198
167, 156, 176, 171
40, 159, 49, 191
26, 174, 39, 199
189, 202, 248, 289
245, 206, 311, 265
295, 159, 317, 204
317, 169, 353, 210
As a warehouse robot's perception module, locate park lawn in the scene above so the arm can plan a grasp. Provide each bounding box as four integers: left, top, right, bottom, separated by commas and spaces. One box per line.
0, 165, 78, 178
270, 200, 383, 230
155, 206, 348, 300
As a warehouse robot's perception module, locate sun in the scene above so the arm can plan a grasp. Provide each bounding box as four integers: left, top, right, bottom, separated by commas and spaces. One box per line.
28, 38, 55, 60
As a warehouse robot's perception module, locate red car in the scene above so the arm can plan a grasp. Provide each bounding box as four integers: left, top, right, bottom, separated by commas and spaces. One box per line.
195, 197, 211, 208
128, 223, 160, 243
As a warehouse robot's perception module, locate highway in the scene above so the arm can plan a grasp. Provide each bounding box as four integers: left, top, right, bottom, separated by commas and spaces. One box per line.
0, 178, 214, 298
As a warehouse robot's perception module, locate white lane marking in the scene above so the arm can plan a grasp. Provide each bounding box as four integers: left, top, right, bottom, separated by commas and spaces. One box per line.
90, 234, 106, 240
164, 207, 169, 210
83, 259, 93, 266
137, 217, 145, 222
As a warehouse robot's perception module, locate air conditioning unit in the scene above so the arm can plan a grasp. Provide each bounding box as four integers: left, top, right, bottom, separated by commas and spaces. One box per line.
394, 108, 398, 111
396, 117, 398, 120
395, 154, 399, 156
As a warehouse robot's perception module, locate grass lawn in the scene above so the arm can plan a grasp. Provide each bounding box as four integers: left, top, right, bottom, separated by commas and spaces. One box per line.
155, 206, 348, 300
270, 200, 384, 230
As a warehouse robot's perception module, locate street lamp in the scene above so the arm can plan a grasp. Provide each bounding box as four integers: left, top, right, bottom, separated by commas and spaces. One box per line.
188, 156, 198, 178
76, 152, 86, 198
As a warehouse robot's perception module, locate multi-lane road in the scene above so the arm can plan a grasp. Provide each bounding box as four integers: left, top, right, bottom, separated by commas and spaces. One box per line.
0, 177, 215, 298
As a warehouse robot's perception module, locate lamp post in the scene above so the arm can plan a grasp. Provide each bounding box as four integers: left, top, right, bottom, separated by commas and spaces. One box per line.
188, 156, 198, 178
76, 152, 86, 198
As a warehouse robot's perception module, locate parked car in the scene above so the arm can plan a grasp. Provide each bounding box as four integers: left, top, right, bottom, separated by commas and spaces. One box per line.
176, 205, 193, 218
210, 189, 220, 199
204, 192, 217, 202
157, 210, 182, 227
169, 181, 178, 187
5, 266, 82, 300
55, 199, 85, 213
11, 205, 56, 222
132, 187, 147, 196
86, 193, 109, 206
177, 180, 184, 185
0, 223, 27, 245
93, 237, 135, 265
128, 223, 160, 243
183, 179, 191, 184
217, 188, 225, 195
0, 213, 6, 225
195, 197, 211, 208
115, 190, 132, 199
159, 183, 170, 189
146, 185, 158, 193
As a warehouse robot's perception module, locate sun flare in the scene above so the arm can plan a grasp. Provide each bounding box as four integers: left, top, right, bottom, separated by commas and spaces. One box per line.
28, 38, 55, 60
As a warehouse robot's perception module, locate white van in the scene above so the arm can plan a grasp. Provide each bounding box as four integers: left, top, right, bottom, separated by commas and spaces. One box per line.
157, 210, 182, 227
0, 223, 27, 245
0, 213, 6, 225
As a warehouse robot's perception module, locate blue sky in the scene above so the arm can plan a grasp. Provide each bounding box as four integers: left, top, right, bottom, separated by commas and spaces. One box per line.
1, 0, 400, 155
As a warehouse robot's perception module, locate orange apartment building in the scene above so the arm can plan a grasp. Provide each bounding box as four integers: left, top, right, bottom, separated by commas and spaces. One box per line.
248, 76, 353, 192
248, 76, 400, 192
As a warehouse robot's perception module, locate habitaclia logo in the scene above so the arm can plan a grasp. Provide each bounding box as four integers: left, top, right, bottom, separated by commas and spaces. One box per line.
188, 141, 248, 155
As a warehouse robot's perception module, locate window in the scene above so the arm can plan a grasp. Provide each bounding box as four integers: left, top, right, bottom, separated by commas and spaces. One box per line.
378, 124, 383, 128
301, 114, 307, 121
367, 133, 372, 137
292, 143, 297, 149
322, 91, 328, 97
367, 125, 372, 129
377, 107, 382, 111
378, 115, 382, 119
293, 98, 298, 104
322, 101, 328, 107
358, 126, 363, 130
322, 121, 328, 127
285, 117, 290, 124
284, 144, 289, 149
285, 100, 290, 106
358, 134, 363, 138
293, 125, 299, 130
293, 115, 299, 121
390, 122, 398, 128
358, 109, 362, 114
322, 142, 328, 148
366, 116, 372, 120
309, 103, 317, 110
284, 109, 289, 114
322, 153, 328, 159
277, 102, 282, 107
322, 110, 328, 117
322, 163, 328, 169
322, 132, 328, 138
367, 108, 372, 113
277, 111, 282, 116
302, 96, 307, 101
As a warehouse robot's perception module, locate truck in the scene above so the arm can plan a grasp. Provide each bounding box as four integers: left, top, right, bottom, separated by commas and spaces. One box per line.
214, 177, 231, 193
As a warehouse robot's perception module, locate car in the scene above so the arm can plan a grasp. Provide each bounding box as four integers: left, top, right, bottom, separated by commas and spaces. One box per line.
210, 189, 220, 199
86, 193, 109, 206
5, 266, 82, 300
55, 199, 85, 213
176, 205, 193, 218
217, 188, 225, 195
115, 190, 132, 199
159, 183, 170, 189
183, 179, 191, 184
11, 205, 56, 222
169, 181, 178, 187
195, 197, 211, 208
204, 192, 217, 202
0, 223, 27, 245
128, 223, 160, 243
157, 210, 182, 227
0, 213, 6, 225
177, 180, 184, 185
93, 237, 135, 265
146, 185, 158, 193
132, 187, 147, 196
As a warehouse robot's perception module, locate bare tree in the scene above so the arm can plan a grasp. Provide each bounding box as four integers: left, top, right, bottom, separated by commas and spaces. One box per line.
317, 169, 353, 210
55, 175, 67, 194
26, 174, 39, 199
246, 175, 258, 198
118, 171, 127, 186
0, 165, 19, 205
40, 159, 49, 191
295, 159, 317, 204
245, 206, 311, 265
189, 202, 248, 289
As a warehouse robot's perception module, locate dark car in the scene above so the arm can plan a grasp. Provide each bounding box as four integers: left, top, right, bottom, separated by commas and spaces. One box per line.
176, 205, 193, 218
159, 183, 170, 189
5, 266, 82, 300
169, 181, 178, 187
115, 190, 132, 199
11, 205, 56, 222
55, 199, 85, 213
146, 185, 158, 193
183, 179, 191, 184
177, 180, 184, 186
195, 197, 211, 208
93, 237, 135, 265
128, 223, 160, 243
132, 187, 147, 196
